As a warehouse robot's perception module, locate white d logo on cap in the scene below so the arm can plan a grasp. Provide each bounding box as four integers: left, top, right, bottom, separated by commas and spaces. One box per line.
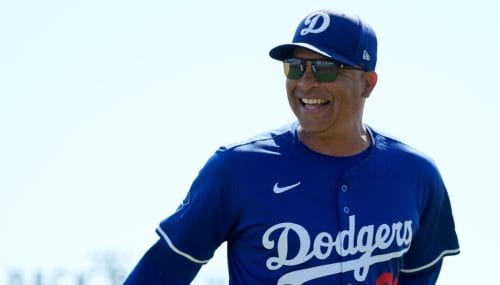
300, 12, 330, 36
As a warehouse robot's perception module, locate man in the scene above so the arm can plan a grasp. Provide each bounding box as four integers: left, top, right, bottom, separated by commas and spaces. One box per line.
124, 8, 459, 284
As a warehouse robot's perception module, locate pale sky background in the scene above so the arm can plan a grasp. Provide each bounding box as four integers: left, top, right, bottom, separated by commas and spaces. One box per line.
1, 0, 499, 284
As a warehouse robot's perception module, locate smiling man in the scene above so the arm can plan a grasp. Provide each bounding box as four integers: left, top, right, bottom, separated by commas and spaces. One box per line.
282, 49, 376, 157
124, 9, 460, 285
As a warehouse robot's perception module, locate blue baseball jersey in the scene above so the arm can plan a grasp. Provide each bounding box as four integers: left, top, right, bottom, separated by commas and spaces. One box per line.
156, 122, 459, 284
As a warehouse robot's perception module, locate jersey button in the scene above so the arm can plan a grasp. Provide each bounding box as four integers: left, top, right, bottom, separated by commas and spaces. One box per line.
343, 206, 350, 214
340, 184, 348, 192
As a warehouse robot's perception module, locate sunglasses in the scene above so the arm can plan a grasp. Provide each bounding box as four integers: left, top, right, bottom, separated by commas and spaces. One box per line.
283, 58, 363, 83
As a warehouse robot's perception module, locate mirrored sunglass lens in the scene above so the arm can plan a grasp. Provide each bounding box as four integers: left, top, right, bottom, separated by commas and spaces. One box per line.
313, 61, 338, 82
284, 60, 304, 80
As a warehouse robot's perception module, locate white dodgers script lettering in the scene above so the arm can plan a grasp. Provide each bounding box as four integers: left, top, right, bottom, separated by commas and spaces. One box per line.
261, 215, 413, 284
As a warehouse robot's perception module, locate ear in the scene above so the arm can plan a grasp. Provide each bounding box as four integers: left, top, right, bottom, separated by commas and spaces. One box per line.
362, 71, 378, 98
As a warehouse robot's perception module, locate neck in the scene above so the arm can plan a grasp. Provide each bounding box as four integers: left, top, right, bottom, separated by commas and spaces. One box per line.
298, 124, 371, 157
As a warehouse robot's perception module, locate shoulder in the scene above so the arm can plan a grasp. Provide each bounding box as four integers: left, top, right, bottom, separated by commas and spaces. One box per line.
368, 126, 441, 176
199, 122, 298, 173
218, 122, 298, 156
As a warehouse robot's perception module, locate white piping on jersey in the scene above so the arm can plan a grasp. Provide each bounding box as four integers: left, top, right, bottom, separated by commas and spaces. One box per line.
400, 248, 460, 274
156, 227, 210, 264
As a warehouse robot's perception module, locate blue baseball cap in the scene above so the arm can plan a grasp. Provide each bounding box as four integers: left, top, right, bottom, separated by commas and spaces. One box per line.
269, 9, 377, 71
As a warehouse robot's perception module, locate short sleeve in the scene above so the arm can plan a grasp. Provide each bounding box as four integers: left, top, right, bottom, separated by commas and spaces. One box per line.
156, 148, 239, 264
401, 169, 460, 275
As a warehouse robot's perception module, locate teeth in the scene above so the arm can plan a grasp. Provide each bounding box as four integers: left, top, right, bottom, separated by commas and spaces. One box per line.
301, 98, 329, 105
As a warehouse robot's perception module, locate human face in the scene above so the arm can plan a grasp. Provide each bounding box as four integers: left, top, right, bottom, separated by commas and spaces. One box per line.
285, 49, 376, 139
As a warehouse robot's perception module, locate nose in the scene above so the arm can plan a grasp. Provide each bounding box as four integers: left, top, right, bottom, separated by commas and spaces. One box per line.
298, 62, 320, 90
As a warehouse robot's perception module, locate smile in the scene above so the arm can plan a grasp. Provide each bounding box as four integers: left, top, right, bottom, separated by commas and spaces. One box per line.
300, 98, 330, 108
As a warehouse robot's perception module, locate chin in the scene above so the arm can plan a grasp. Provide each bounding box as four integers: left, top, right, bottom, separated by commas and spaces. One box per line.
298, 121, 331, 135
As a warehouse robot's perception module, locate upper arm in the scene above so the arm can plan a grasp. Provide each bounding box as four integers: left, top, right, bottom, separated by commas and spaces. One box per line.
123, 239, 202, 285
157, 149, 239, 262
124, 149, 239, 284
400, 164, 459, 279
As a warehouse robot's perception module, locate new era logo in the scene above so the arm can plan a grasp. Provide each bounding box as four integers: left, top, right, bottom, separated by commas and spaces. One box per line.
363, 50, 370, 61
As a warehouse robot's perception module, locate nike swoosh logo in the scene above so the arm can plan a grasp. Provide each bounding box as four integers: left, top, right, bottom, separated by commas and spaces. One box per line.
273, 182, 301, 194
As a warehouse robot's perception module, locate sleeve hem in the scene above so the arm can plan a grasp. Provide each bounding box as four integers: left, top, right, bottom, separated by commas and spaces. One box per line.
401, 248, 460, 274
156, 227, 210, 264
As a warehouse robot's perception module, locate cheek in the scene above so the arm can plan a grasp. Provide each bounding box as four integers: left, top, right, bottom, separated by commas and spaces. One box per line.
285, 80, 296, 100
285, 79, 295, 93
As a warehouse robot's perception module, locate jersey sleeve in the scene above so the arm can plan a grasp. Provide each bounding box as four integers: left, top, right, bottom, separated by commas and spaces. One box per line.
399, 260, 442, 284
401, 165, 460, 276
156, 147, 240, 272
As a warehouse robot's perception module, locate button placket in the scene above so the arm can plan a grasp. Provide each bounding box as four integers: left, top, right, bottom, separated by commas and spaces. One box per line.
340, 184, 350, 215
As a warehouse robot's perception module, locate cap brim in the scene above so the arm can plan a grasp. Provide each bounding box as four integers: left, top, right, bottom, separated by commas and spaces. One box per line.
269, 43, 358, 67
